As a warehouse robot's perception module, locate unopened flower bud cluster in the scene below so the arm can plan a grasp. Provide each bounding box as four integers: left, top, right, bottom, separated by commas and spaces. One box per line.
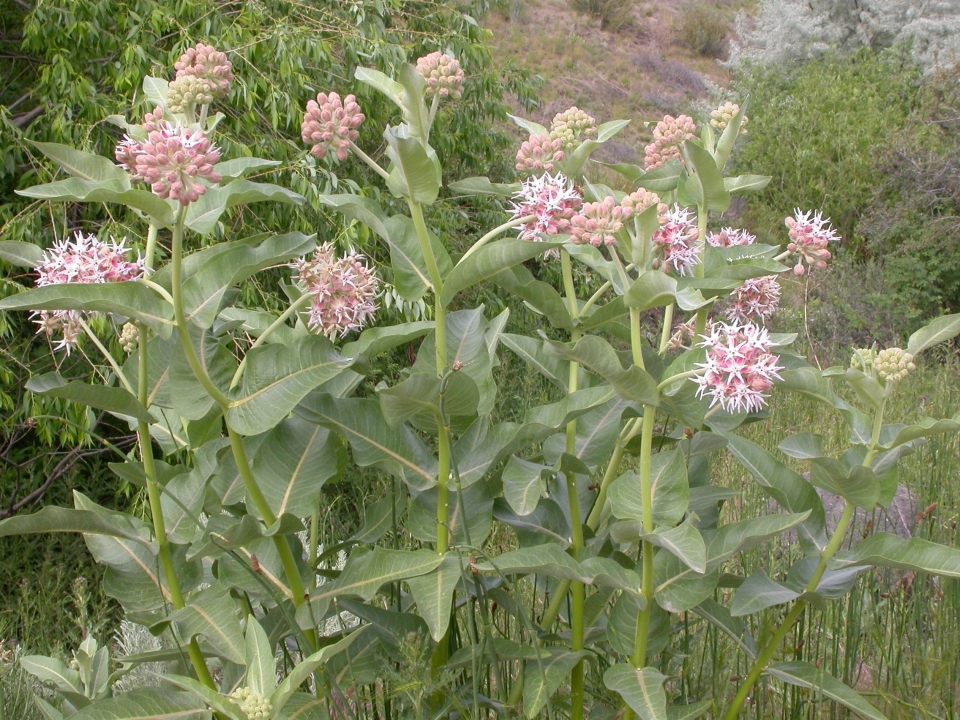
621, 189, 665, 216
875, 347, 916, 383
644, 114, 696, 171
516, 134, 564, 174
416, 52, 465, 100
710, 102, 748, 134
301, 92, 365, 162
167, 75, 214, 115
119, 323, 139, 354
549, 107, 597, 151
174, 43, 233, 99
230, 687, 272, 720
136, 124, 222, 205
569, 196, 631, 247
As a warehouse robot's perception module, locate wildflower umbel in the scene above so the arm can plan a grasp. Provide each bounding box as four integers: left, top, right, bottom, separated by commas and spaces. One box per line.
710, 102, 748, 134
693, 322, 784, 414
135, 123, 221, 205
875, 347, 916, 383
230, 687, 272, 720
644, 114, 696, 171
569, 196, 632, 247
724, 275, 781, 324
416, 52, 465, 100
511, 173, 582, 244
174, 43, 233, 98
785, 209, 839, 275
301, 92, 365, 162
293, 243, 379, 339
653, 205, 700, 276
516, 134, 565, 174
549, 107, 597, 150
33, 233, 145, 355
166, 75, 214, 116
620, 189, 666, 217
707, 227, 755, 249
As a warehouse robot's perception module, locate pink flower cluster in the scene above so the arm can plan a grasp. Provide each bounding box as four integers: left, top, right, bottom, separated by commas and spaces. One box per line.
692, 322, 783, 414
569, 196, 631, 247
415, 52, 465, 100
511, 173, 582, 245
174, 43, 233, 99
724, 275, 781, 324
292, 243, 379, 338
301, 92, 365, 162
516, 134, 564, 174
33, 233, 145, 355
135, 124, 222, 205
785, 209, 839, 275
644, 114, 696, 171
707, 227, 755, 248
653, 205, 700, 276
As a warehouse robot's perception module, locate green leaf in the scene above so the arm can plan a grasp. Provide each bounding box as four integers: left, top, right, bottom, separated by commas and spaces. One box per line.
398, 64, 430, 139
490, 264, 572, 329
731, 569, 799, 616
252, 417, 345, 518
681, 141, 730, 212
768, 661, 889, 720
164, 585, 245, 664
377, 371, 479, 428
0, 494, 152, 545
544, 335, 659, 405
500, 333, 567, 391
271, 630, 364, 712
503, 456, 549, 516
0, 282, 173, 335
832, 533, 960, 577
70, 688, 210, 719
142, 75, 169, 107
311, 547, 443, 606
27, 140, 129, 182
409, 479, 495, 546
26, 372, 154, 424
407, 555, 462, 642
475, 544, 590, 583
722, 433, 827, 554
603, 665, 668, 720
609, 449, 689, 527
724, 174, 772, 194
20, 656, 83, 693
170, 326, 234, 421
580, 556, 643, 597
296, 395, 438, 490
908, 313, 960, 355
693, 599, 756, 658
637, 160, 684, 193
448, 176, 520, 197
881, 416, 960, 450
354, 67, 404, 108
384, 127, 441, 204
184, 180, 305, 235
228, 335, 354, 436
244, 616, 276, 695
508, 114, 548, 136
383, 215, 452, 301
625, 271, 677, 311
714, 101, 747, 169
0, 240, 43, 268
645, 518, 706, 573
318, 194, 390, 241
523, 651, 588, 719
706, 513, 812, 568
216, 158, 282, 182
351, 490, 406, 544
16, 178, 175, 226
811, 459, 880, 509
667, 701, 712, 720
561, 119, 631, 176
341, 322, 434, 360
441, 238, 560, 306
159, 676, 244, 720
778, 433, 824, 460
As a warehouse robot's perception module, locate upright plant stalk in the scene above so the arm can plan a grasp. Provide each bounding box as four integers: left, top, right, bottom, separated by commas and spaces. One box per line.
135, 223, 215, 689
561, 248, 585, 720
168, 207, 314, 650
722, 397, 888, 719
693, 204, 709, 338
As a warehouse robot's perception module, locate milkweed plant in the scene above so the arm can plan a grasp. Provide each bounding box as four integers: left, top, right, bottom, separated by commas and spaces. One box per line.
1, 41, 959, 720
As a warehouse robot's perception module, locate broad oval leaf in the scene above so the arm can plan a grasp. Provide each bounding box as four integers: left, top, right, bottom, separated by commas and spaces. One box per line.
70, 688, 210, 720
27, 140, 129, 182
544, 335, 659, 406
441, 238, 560, 306
0, 240, 43, 268
603, 665, 668, 720
832, 533, 960, 577
768, 661, 889, 720
17, 178, 175, 226
185, 180, 305, 235
907, 312, 960, 355
26, 372, 154, 424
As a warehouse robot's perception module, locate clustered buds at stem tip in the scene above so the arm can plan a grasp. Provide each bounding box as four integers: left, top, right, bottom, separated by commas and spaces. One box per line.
710, 101, 748, 134
570, 196, 631, 248
292, 243, 379, 339
301, 92, 365, 162
33, 232, 145, 354
511, 173, 582, 251
549, 106, 597, 151
621, 188, 666, 217
415, 52, 465, 100
644, 114, 696, 171
653, 205, 700, 276
785, 209, 839, 275
516, 134, 565, 174
230, 687, 272, 720
135, 124, 222, 205
693, 322, 784, 414
174, 42, 233, 99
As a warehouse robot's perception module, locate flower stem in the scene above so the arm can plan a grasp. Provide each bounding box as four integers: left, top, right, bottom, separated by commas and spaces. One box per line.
657, 369, 703, 393
694, 204, 709, 338
631, 407, 656, 669
457, 215, 533, 265
723, 398, 886, 718
169, 206, 315, 649
659, 304, 674, 355
229, 294, 312, 390
349, 141, 391, 182
77, 318, 135, 395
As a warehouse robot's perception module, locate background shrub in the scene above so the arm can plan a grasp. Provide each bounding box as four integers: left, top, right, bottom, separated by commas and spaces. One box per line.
569, 0, 635, 31
677, 2, 729, 58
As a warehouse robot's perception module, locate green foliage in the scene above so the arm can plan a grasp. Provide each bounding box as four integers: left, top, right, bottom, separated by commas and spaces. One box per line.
677, 3, 729, 58
568, 0, 635, 31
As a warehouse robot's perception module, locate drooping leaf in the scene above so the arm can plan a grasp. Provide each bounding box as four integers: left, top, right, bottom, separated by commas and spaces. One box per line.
407, 555, 462, 642
508, 114, 548, 136
832, 533, 960, 577
907, 312, 960, 355
184, 180, 305, 235
448, 176, 520, 197
731, 569, 799, 616
69, 688, 210, 720
490, 264, 572, 329
441, 238, 560, 306
545, 335, 659, 406
768, 662, 889, 720
383, 215, 453, 301
16, 178, 175, 226
603, 665, 668, 720
0, 240, 43, 268
503, 456, 549, 516
27, 140, 129, 182
693, 599, 756, 658
474, 544, 590, 583
778, 432, 825, 460
0, 492, 153, 545
645, 518, 706, 573
341, 321, 434, 360
625, 271, 677, 311
163, 584, 245, 664
318, 194, 390, 241
26, 373, 154, 424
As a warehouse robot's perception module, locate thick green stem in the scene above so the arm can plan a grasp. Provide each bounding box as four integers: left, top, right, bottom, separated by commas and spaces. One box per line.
457, 215, 534, 265
348, 141, 391, 181
170, 207, 314, 649
723, 399, 887, 719
630, 407, 657, 669
230, 294, 312, 390
657, 369, 703, 393
694, 204, 709, 338
144, 224, 159, 268
659, 304, 674, 355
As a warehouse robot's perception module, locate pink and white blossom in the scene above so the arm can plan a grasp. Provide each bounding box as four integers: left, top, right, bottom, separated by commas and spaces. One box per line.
653, 205, 700, 276
785, 209, 839, 275
692, 322, 783, 413
33, 233, 145, 355
135, 123, 222, 205
569, 196, 631, 247
301, 92, 365, 162
724, 275, 781, 324
706, 227, 755, 248
510, 173, 582, 248
292, 243, 379, 339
